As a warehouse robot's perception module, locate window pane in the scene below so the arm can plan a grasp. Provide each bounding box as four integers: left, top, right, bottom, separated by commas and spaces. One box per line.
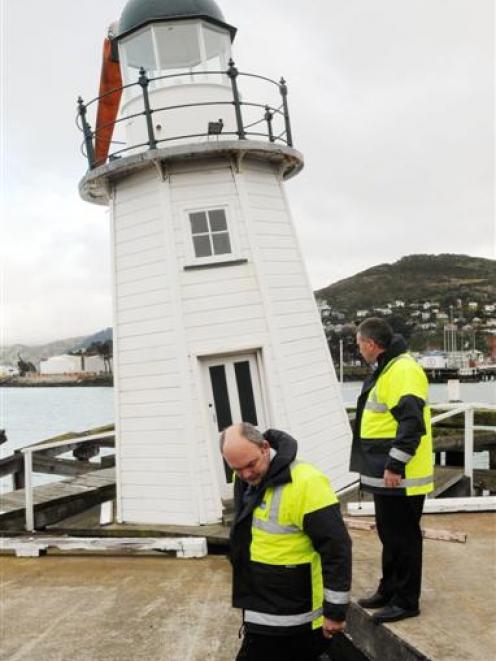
190, 212, 208, 234
193, 235, 212, 257
212, 232, 231, 255
204, 25, 230, 60
234, 361, 258, 426
155, 23, 202, 70
121, 28, 156, 72
209, 209, 227, 232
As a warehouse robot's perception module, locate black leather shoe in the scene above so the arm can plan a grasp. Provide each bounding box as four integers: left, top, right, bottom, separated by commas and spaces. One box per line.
372, 604, 420, 623
357, 592, 391, 609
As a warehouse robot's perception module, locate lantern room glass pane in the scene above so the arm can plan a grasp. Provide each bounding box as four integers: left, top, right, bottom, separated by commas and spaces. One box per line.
155, 23, 202, 70
203, 24, 230, 83
121, 27, 156, 76
204, 25, 230, 67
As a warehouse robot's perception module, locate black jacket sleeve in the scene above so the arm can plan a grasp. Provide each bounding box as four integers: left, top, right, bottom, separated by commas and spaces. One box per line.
387, 394, 426, 474
303, 503, 352, 622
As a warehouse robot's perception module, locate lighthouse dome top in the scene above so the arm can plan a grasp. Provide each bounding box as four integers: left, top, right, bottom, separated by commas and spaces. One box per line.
117, 0, 236, 40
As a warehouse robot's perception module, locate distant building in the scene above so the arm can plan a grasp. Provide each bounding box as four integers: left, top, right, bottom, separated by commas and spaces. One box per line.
468, 301, 478, 311
356, 310, 369, 319
40, 354, 108, 375
418, 352, 447, 369
0, 365, 19, 377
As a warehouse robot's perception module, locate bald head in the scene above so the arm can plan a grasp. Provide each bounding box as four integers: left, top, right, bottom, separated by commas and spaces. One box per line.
220, 423, 270, 485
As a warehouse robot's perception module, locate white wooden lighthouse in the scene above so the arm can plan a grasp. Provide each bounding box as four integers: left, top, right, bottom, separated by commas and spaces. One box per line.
78, 0, 353, 526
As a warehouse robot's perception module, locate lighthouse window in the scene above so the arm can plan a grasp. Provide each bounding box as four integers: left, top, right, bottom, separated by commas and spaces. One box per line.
155, 24, 202, 70
120, 28, 156, 80
189, 208, 232, 259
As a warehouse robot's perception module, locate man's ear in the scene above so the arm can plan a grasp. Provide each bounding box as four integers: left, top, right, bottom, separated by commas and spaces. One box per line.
261, 440, 270, 451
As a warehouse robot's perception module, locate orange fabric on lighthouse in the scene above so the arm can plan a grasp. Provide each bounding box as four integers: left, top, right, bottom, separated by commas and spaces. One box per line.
95, 35, 122, 165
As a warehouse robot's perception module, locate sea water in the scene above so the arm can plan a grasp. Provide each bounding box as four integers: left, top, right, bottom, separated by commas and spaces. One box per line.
0, 381, 494, 491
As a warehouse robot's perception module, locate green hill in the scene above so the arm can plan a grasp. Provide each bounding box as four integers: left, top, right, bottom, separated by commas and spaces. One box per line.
315, 254, 496, 312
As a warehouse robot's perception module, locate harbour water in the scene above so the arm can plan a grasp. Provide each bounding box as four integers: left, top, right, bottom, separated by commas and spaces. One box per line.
0, 381, 493, 492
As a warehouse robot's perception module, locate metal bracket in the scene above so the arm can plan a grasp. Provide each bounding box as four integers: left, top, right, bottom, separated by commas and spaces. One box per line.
229, 150, 246, 174
152, 159, 168, 182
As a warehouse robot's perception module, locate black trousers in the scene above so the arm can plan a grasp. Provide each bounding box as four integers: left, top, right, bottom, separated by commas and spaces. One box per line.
236, 629, 329, 661
374, 494, 425, 611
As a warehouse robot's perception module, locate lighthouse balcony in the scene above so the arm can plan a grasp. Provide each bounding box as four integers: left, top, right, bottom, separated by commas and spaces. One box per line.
77, 62, 296, 172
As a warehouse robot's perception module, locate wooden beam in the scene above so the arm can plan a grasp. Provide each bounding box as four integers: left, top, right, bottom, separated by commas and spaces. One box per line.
434, 431, 496, 452
344, 516, 466, 543
347, 496, 496, 516
0, 454, 23, 478
422, 528, 467, 543
32, 455, 115, 477
0, 536, 208, 558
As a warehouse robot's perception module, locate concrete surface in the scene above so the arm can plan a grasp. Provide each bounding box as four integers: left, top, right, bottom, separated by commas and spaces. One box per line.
0, 554, 240, 661
351, 512, 496, 660
1, 512, 495, 661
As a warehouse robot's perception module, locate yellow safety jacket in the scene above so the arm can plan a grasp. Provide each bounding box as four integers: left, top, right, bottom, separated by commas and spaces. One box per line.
352, 352, 434, 496
231, 430, 352, 635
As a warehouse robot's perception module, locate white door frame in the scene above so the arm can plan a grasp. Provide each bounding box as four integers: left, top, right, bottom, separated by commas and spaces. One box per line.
200, 350, 269, 498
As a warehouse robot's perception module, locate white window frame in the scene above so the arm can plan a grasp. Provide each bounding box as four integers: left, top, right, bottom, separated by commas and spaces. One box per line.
182, 201, 241, 267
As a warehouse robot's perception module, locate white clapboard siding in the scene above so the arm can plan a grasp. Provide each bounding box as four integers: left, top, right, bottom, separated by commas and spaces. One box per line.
117, 276, 169, 298
118, 345, 178, 365
241, 162, 352, 491
109, 151, 353, 526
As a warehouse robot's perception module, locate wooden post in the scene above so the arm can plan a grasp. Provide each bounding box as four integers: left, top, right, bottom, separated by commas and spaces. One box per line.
464, 407, 474, 495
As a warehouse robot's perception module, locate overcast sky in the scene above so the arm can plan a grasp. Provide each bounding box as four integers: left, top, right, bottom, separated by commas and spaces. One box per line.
1, 0, 494, 345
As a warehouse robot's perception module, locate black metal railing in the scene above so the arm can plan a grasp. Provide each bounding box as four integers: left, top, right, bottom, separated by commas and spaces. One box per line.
77, 59, 294, 170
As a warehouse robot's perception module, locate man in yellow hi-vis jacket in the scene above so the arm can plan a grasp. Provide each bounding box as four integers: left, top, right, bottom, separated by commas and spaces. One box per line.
350, 317, 433, 624
221, 423, 352, 661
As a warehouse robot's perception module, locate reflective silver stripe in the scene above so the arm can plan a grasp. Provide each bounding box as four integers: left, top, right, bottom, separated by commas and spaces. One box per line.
365, 401, 388, 413
361, 475, 433, 488
252, 484, 300, 535
252, 518, 299, 534
324, 589, 351, 605
244, 607, 323, 627
390, 448, 413, 463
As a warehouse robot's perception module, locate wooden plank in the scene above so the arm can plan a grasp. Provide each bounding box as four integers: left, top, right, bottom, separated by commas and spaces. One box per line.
343, 516, 466, 543
0, 468, 116, 531
422, 528, 467, 543
0, 536, 208, 558
32, 455, 113, 477
347, 496, 496, 516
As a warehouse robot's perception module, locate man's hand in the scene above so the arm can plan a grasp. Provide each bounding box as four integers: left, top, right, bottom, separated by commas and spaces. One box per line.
384, 469, 402, 487
322, 617, 346, 639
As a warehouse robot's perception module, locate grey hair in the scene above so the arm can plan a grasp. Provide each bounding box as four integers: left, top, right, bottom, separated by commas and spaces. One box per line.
357, 317, 393, 349
219, 422, 265, 452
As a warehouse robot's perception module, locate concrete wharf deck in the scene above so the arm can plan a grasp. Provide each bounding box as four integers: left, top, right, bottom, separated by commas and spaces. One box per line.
1, 511, 494, 660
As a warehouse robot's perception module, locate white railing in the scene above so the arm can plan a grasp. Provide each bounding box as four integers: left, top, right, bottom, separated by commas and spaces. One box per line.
346, 401, 496, 496
430, 402, 496, 495
21, 431, 115, 531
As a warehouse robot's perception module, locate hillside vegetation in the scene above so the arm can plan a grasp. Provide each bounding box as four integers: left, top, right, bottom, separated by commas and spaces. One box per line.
315, 254, 496, 312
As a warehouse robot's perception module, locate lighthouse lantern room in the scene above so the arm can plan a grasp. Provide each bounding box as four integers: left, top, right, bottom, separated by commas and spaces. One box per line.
77, 0, 354, 526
